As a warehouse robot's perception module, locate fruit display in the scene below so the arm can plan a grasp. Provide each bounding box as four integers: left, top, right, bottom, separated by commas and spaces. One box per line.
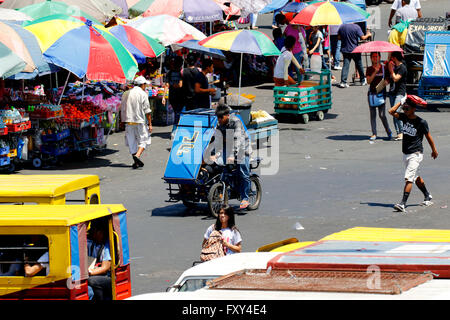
57, 102, 104, 129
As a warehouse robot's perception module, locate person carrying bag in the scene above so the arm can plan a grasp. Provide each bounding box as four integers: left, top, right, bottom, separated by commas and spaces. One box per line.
366, 52, 392, 141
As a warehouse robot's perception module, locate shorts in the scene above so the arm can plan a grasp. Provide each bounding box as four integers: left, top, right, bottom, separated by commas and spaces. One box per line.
125, 123, 151, 155
403, 152, 423, 182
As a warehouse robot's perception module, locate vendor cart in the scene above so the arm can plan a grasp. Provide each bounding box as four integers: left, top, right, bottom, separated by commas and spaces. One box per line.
417, 31, 450, 102
273, 70, 332, 124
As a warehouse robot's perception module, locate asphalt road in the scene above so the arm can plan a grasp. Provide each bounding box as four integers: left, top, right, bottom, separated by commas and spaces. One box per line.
17, 0, 450, 295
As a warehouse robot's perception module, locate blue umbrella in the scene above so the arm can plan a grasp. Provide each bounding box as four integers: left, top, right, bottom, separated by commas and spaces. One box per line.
347, 0, 366, 11
259, 0, 290, 13
178, 39, 225, 59
3, 21, 58, 80
281, 1, 308, 13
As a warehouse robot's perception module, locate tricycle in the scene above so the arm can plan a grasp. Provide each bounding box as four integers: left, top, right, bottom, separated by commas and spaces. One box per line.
163, 108, 262, 217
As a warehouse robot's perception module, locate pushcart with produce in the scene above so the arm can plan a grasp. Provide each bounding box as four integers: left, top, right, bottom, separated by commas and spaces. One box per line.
273, 70, 332, 124
163, 109, 262, 217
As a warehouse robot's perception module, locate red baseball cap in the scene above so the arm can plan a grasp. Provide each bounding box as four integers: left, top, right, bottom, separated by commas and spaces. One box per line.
404, 95, 427, 108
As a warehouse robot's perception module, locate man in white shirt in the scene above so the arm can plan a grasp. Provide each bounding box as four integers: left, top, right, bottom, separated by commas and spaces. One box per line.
120, 76, 152, 169
388, 0, 422, 27
395, 0, 418, 24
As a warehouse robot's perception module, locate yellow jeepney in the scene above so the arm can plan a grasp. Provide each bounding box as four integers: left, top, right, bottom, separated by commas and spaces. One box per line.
0, 175, 101, 204
0, 204, 131, 300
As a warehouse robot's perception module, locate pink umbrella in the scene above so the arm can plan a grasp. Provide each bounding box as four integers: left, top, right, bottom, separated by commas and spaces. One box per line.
352, 41, 403, 53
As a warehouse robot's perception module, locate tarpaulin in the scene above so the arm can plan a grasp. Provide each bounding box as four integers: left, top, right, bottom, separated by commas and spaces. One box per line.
163, 109, 218, 184
422, 31, 450, 86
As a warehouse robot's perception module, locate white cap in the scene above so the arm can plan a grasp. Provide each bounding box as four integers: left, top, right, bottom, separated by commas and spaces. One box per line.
134, 76, 150, 85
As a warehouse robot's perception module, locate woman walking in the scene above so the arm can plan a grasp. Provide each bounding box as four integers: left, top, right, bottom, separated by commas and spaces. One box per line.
366, 52, 392, 140
203, 206, 242, 255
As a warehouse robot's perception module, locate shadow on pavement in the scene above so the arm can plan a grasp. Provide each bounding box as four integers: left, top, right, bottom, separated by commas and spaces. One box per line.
327, 134, 370, 141
151, 203, 212, 219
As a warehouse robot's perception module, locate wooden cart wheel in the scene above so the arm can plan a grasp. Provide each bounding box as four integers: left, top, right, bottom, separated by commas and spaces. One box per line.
301, 113, 309, 124
316, 111, 325, 121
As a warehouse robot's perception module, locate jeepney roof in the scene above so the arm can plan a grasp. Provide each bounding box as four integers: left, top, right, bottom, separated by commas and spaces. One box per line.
0, 174, 99, 198
0, 204, 126, 227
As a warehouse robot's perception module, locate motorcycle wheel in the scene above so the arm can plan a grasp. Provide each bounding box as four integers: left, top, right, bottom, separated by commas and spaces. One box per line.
207, 182, 228, 218
247, 176, 262, 211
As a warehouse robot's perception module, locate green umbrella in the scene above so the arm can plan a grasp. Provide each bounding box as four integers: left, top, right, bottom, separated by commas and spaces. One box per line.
0, 42, 27, 79
18, 1, 102, 24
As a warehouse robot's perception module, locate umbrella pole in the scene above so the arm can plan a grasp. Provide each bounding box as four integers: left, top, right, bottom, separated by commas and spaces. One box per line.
58, 72, 70, 106
81, 76, 86, 102
238, 52, 243, 106
159, 51, 164, 75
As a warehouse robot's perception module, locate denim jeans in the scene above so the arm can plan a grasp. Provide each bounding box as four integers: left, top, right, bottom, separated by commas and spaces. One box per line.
289, 52, 304, 82
88, 275, 112, 301
249, 14, 258, 28
389, 93, 405, 135
238, 156, 250, 201
330, 35, 341, 67
340, 52, 365, 84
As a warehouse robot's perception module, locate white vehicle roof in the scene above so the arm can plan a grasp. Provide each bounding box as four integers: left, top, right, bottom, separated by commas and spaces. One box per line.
173, 252, 279, 283
128, 279, 450, 300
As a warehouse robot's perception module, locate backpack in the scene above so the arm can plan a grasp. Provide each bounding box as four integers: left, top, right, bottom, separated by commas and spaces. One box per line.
200, 229, 226, 262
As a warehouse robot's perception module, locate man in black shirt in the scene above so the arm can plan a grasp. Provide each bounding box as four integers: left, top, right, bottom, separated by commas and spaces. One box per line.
194, 59, 216, 109
181, 53, 200, 111
388, 95, 438, 213
387, 51, 407, 140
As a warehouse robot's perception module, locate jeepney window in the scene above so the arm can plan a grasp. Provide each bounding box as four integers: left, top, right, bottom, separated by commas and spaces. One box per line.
178, 277, 216, 292
0, 235, 49, 277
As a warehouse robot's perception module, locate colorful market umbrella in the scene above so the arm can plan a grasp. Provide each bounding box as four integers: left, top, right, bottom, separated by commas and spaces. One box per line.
23, 14, 138, 83
177, 39, 225, 59
199, 29, 280, 56
17, 1, 102, 24
109, 24, 165, 63
129, 0, 223, 23
127, 15, 206, 46
290, 0, 370, 25
110, 0, 129, 18
0, 21, 36, 74
199, 29, 280, 102
352, 40, 403, 53
0, 8, 32, 21
228, 0, 271, 16
259, 0, 290, 14
1, 21, 58, 79
0, 42, 27, 79
281, 1, 308, 13
0, 0, 123, 24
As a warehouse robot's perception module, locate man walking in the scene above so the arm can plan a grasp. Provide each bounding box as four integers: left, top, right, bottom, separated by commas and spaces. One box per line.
394, 0, 418, 25
388, 95, 438, 213
337, 23, 372, 88
388, 0, 422, 27
120, 76, 152, 169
